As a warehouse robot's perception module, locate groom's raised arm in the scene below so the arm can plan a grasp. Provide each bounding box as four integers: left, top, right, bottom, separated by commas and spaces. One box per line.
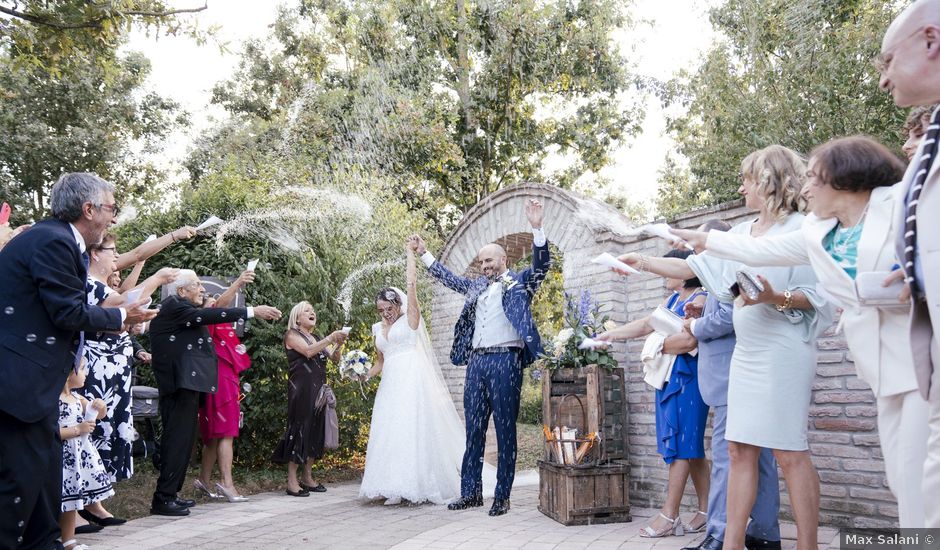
411, 235, 474, 295
518, 199, 551, 293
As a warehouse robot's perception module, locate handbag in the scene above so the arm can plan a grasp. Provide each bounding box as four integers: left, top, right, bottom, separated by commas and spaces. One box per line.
855, 271, 909, 308
316, 385, 339, 450
735, 269, 764, 300
648, 305, 684, 336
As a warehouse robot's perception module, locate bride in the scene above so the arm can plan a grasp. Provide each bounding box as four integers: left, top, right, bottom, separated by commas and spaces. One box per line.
358, 238, 465, 505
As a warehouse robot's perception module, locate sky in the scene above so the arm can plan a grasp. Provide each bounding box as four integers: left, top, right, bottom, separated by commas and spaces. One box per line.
126, 0, 720, 209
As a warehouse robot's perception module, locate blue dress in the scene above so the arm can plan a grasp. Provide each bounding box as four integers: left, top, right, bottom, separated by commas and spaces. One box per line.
655, 290, 709, 464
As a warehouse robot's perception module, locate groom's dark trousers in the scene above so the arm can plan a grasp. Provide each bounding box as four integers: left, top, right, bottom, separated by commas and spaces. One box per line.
462, 349, 523, 500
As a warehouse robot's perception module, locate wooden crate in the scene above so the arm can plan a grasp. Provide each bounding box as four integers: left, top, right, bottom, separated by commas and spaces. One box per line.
541, 365, 628, 462
538, 460, 632, 525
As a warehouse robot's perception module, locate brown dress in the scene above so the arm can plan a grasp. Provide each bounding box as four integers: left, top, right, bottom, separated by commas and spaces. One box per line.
272, 329, 327, 464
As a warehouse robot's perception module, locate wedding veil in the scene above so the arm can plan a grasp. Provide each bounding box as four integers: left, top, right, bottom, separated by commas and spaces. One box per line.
388, 286, 465, 462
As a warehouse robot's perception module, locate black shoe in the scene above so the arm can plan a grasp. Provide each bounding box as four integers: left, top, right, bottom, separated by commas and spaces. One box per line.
447, 494, 483, 510
74, 523, 104, 535
300, 482, 326, 493
488, 498, 511, 516
286, 488, 310, 497
175, 497, 196, 508
745, 536, 782, 550
683, 535, 723, 550
150, 496, 191, 517
77, 509, 127, 526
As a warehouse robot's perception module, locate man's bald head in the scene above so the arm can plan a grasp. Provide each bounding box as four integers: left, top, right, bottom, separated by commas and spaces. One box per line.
879, 0, 940, 107
477, 243, 508, 279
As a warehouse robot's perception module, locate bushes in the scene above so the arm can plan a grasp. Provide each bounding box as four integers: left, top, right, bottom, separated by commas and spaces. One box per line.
120, 170, 426, 468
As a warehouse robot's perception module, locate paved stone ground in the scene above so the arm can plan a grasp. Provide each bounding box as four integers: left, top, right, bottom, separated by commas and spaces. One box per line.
77, 479, 841, 550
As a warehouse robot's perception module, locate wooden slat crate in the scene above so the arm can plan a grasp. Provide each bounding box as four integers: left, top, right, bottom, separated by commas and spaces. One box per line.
541, 365, 628, 462
538, 460, 632, 525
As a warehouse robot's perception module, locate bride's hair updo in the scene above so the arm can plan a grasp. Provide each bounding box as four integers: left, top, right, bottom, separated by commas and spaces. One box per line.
376, 287, 402, 306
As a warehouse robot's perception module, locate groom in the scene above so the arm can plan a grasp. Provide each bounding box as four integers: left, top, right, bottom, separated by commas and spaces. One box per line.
411, 198, 550, 516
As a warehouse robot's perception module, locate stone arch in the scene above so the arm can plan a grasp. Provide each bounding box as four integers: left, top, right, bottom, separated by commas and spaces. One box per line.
427, 182, 637, 416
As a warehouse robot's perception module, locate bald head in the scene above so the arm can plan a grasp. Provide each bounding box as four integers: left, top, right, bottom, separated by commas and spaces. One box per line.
879, 0, 940, 106
478, 243, 508, 279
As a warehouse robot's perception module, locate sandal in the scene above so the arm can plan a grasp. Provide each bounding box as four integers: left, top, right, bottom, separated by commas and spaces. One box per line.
684, 510, 708, 533
62, 539, 91, 550
194, 479, 222, 500
638, 512, 684, 538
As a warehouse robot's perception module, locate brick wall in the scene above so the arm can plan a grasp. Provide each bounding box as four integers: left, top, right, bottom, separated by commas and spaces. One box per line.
429, 183, 894, 529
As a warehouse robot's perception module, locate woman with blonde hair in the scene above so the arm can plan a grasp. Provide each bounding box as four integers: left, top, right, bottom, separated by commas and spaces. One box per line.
672, 135, 926, 527
605, 145, 832, 550
272, 301, 347, 496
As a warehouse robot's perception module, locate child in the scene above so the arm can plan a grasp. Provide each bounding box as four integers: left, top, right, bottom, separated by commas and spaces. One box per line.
59, 358, 114, 550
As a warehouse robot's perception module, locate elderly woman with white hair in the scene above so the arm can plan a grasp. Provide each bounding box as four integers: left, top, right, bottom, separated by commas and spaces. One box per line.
272, 301, 347, 496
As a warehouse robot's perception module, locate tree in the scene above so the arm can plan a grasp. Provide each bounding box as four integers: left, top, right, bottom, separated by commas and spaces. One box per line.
656, 0, 907, 216
192, 0, 643, 237
0, 0, 207, 76
0, 49, 187, 223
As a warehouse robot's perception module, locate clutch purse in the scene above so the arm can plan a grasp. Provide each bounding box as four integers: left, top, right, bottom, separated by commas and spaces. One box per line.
855, 271, 908, 308
649, 305, 684, 336
735, 269, 764, 300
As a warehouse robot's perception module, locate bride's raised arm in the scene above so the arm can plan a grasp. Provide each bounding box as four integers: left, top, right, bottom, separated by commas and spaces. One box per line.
406, 240, 421, 331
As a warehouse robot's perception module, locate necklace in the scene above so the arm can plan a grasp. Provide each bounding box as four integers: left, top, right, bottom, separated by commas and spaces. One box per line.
831, 202, 870, 257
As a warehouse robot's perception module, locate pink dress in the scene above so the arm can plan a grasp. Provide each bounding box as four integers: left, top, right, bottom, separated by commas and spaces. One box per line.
199, 324, 250, 441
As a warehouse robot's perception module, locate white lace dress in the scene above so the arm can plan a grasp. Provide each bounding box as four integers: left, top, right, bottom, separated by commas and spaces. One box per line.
358, 316, 464, 504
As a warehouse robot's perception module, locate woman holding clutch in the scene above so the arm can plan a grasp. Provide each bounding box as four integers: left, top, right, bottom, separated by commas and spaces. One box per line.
672, 136, 927, 527
598, 249, 710, 537
614, 145, 832, 550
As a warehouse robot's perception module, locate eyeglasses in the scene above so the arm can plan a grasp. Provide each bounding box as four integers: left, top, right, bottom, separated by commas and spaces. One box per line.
98, 247, 117, 253
95, 203, 121, 216
873, 25, 926, 73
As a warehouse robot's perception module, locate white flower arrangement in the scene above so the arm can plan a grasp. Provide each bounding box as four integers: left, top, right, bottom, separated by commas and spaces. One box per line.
499, 273, 518, 291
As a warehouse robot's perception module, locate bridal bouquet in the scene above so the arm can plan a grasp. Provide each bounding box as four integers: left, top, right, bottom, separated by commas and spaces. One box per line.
340, 350, 371, 398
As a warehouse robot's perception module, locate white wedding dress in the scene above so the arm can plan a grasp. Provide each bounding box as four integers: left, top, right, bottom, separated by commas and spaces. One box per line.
359, 303, 465, 504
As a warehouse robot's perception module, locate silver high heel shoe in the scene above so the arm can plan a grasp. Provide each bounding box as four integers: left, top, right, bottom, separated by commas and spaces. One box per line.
194, 479, 222, 499
215, 482, 249, 503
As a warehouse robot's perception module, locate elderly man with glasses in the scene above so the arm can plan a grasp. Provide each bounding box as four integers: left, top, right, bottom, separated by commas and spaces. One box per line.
148, 269, 281, 516
0, 172, 156, 549
877, 0, 940, 528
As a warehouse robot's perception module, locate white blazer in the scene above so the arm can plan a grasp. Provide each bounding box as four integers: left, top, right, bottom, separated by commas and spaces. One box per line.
893, 115, 940, 399
706, 186, 918, 398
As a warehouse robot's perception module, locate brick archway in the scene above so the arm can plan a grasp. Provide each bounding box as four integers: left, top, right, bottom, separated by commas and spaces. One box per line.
428, 182, 636, 417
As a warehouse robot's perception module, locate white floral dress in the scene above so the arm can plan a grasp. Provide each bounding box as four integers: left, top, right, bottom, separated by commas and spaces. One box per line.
60, 393, 114, 511
82, 277, 136, 481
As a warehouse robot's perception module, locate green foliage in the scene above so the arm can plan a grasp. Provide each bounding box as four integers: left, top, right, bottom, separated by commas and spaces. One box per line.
0, 48, 185, 223
120, 169, 426, 468
517, 376, 543, 425
657, 0, 907, 216
537, 289, 617, 371
0, 1, 210, 78
190, 0, 643, 238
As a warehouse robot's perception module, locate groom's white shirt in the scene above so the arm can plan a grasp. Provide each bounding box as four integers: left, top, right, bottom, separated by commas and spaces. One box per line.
422, 228, 547, 350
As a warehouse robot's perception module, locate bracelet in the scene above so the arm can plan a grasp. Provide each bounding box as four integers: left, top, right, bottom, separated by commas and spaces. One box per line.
775, 289, 793, 312
638, 255, 650, 272
171, 233, 177, 243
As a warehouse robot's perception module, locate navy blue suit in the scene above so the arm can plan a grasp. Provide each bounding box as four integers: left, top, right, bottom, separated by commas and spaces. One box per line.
0, 219, 123, 549
428, 241, 550, 500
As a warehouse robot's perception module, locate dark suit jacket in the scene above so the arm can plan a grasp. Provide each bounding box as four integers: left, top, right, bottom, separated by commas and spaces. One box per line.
149, 295, 249, 396
428, 241, 550, 366
0, 219, 123, 423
